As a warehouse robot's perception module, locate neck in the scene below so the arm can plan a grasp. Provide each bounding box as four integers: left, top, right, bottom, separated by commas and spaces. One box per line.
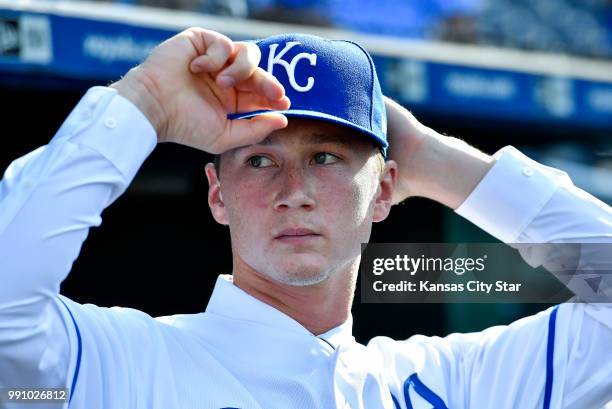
231, 256, 358, 336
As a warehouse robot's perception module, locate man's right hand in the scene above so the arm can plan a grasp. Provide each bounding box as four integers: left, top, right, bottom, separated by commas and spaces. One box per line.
111, 27, 290, 153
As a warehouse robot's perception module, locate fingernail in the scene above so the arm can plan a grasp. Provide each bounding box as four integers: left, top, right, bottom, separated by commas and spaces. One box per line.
217, 76, 234, 88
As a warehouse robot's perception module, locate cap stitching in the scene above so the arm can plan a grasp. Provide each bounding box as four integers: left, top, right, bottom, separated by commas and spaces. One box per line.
338, 39, 376, 133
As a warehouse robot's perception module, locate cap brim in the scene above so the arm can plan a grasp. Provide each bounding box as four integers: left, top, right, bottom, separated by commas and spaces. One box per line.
229, 109, 388, 153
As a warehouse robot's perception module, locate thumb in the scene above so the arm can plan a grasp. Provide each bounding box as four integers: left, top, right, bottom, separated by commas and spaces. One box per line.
214, 113, 288, 153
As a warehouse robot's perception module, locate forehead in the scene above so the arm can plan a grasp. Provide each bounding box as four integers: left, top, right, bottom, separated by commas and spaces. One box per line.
236, 118, 374, 153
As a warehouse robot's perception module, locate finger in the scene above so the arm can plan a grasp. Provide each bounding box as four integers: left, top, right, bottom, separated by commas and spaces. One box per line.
187, 29, 235, 73
234, 92, 290, 112
215, 42, 261, 89
234, 68, 286, 101
268, 95, 291, 110
215, 114, 288, 152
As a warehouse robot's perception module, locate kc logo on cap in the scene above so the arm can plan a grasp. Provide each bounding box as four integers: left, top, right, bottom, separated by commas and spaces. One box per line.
267, 42, 318, 93
229, 33, 389, 157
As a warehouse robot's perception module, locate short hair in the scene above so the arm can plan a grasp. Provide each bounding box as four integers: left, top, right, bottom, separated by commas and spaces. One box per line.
213, 154, 221, 173
373, 150, 384, 174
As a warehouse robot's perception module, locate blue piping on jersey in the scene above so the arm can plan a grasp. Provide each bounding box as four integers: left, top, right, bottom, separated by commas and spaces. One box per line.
390, 389, 401, 409
50, 300, 557, 409
393, 306, 560, 409
404, 373, 449, 409
58, 297, 82, 405
543, 305, 559, 409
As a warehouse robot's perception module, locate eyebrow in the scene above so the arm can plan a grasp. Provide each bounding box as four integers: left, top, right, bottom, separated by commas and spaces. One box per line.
309, 132, 354, 148
231, 131, 354, 155
258, 132, 353, 147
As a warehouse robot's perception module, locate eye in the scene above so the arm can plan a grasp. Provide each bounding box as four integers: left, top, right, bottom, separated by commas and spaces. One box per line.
247, 155, 274, 168
313, 152, 340, 165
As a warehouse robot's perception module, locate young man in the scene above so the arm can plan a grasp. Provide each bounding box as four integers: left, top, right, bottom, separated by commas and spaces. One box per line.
0, 28, 610, 409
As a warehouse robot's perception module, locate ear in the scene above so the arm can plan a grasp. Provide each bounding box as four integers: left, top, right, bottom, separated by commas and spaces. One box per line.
373, 160, 398, 223
205, 162, 229, 225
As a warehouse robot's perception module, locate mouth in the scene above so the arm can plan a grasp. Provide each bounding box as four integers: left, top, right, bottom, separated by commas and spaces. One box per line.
274, 228, 322, 244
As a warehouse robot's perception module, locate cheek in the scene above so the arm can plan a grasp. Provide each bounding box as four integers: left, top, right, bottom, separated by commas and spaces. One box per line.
238, 186, 270, 212
323, 170, 377, 228
222, 182, 271, 265
221, 183, 270, 237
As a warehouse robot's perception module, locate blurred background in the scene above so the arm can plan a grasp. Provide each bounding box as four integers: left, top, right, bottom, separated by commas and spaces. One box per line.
1, 0, 611, 349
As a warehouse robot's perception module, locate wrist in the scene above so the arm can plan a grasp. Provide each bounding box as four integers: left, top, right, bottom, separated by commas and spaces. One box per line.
399, 129, 446, 199
110, 68, 168, 141
404, 132, 494, 209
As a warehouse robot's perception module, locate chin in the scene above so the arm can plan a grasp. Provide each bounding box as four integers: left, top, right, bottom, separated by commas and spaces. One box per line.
266, 262, 332, 287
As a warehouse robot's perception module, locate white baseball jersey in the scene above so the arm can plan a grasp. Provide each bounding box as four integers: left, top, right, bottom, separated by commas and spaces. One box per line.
0, 87, 611, 409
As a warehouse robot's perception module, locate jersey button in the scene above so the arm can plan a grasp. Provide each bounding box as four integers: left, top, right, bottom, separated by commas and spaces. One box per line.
104, 117, 117, 129
522, 166, 534, 177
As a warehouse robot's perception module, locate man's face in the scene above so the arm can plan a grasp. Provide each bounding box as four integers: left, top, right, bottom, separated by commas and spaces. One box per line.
206, 118, 395, 286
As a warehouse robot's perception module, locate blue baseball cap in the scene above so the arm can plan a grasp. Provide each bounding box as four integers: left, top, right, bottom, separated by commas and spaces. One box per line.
229, 33, 388, 157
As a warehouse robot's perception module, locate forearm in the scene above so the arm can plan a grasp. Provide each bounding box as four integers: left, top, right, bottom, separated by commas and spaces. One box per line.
110, 67, 168, 138
456, 146, 612, 314
385, 97, 494, 209
405, 134, 494, 209
515, 179, 612, 308
0, 86, 156, 335
388, 98, 612, 305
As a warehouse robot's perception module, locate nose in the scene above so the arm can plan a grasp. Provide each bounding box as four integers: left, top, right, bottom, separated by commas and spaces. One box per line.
273, 165, 316, 212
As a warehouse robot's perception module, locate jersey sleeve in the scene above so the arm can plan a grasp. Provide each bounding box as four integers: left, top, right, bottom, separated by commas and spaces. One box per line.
0, 87, 156, 406
455, 146, 612, 408
373, 147, 612, 408
456, 145, 612, 307
372, 303, 612, 409
54, 296, 182, 409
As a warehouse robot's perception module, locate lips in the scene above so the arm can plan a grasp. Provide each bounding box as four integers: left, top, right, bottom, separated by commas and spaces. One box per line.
275, 228, 319, 238
274, 228, 322, 245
